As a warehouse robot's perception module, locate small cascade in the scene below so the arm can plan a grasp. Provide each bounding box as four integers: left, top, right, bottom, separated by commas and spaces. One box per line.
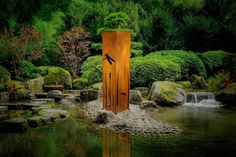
185, 92, 221, 107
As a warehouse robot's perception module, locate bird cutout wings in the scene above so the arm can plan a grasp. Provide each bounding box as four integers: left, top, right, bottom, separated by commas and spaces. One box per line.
103, 53, 115, 65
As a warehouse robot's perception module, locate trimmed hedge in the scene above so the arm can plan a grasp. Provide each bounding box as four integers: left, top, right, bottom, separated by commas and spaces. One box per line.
81, 55, 102, 85
130, 57, 181, 87
72, 78, 89, 89
42, 66, 72, 89
147, 50, 206, 78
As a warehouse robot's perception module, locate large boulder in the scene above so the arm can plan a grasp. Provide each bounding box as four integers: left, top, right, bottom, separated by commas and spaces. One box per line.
47, 90, 63, 102
148, 81, 186, 106
215, 83, 236, 107
80, 90, 99, 101
129, 90, 143, 105
25, 76, 44, 93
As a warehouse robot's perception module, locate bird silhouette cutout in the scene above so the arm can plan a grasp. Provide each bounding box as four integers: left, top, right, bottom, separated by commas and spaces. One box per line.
104, 53, 115, 65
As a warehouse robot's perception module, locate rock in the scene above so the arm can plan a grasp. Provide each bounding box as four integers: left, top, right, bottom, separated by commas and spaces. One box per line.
47, 90, 63, 102
61, 96, 76, 105
133, 87, 149, 98
91, 82, 103, 98
0, 92, 9, 103
148, 81, 186, 106
140, 100, 158, 109
190, 74, 207, 89
0, 118, 28, 132
42, 109, 69, 119
215, 83, 236, 106
27, 116, 52, 127
80, 90, 98, 101
129, 90, 143, 105
43, 85, 64, 92
25, 76, 44, 93
94, 110, 114, 124
35, 93, 48, 98
0, 106, 8, 112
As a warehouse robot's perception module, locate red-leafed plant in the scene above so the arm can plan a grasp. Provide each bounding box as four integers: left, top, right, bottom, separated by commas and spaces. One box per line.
59, 27, 91, 77
0, 25, 43, 76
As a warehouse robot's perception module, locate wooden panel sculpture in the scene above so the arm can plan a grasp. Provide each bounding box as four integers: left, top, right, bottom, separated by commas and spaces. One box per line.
102, 129, 130, 157
102, 31, 131, 114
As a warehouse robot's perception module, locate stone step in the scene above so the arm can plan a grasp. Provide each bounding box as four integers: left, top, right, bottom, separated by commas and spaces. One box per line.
43, 85, 64, 92
0, 106, 8, 112
0, 102, 41, 109
0, 118, 28, 132
35, 93, 48, 99
32, 98, 55, 104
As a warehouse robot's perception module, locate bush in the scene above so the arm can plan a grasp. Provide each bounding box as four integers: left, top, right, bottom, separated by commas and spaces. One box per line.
72, 78, 89, 89
16, 61, 41, 81
0, 66, 10, 91
131, 57, 181, 87
81, 56, 102, 85
44, 67, 72, 89
37, 66, 49, 76
200, 50, 225, 75
208, 71, 231, 91
146, 50, 206, 78
131, 42, 143, 57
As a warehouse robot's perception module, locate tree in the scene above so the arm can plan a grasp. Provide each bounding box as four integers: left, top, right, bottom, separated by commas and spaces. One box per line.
59, 27, 91, 77
0, 25, 43, 77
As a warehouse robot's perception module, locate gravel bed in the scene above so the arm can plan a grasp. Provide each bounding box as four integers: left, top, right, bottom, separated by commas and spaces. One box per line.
80, 99, 182, 136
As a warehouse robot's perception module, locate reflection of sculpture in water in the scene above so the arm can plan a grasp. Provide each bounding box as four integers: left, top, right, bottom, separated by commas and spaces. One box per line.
102, 129, 130, 157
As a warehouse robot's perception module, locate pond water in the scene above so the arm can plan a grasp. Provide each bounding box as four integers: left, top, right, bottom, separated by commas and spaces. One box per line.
1, 105, 236, 157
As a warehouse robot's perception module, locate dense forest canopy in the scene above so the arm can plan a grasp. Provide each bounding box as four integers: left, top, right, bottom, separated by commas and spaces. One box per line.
0, 0, 235, 55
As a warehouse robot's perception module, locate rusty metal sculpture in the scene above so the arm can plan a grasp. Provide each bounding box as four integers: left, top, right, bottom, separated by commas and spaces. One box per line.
102, 31, 131, 114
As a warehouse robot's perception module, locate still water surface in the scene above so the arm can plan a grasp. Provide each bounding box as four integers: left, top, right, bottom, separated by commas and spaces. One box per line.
1, 105, 236, 157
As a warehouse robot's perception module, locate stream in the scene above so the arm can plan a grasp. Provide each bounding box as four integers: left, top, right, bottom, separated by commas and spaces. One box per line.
1, 103, 236, 157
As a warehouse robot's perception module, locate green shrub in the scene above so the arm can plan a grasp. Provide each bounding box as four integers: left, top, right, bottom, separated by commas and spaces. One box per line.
81, 56, 102, 85
0, 66, 11, 91
131, 57, 181, 87
131, 42, 143, 57
16, 61, 41, 80
44, 67, 72, 89
72, 78, 89, 89
37, 66, 49, 76
146, 50, 206, 78
208, 71, 231, 91
200, 50, 225, 75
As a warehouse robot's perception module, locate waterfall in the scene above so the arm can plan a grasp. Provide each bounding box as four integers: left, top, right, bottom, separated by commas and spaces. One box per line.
185, 92, 222, 107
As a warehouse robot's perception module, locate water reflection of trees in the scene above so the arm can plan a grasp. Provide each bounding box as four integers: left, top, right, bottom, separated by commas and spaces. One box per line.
102, 129, 130, 157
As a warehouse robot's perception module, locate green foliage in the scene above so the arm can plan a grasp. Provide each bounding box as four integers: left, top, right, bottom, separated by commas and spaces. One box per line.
16, 61, 41, 81
37, 66, 49, 76
146, 50, 206, 79
72, 78, 89, 89
131, 42, 143, 57
208, 71, 231, 91
4, 80, 26, 93
44, 67, 72, 89
131, 56, 181, 87
81, 56, 102, 85
176, 81, 191, 89
97, 12, 131, 34
0, 66, 11, 91
200, 50, 225, 75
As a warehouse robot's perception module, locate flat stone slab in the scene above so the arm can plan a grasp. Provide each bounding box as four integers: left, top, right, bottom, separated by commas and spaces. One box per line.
35, 93, 48, 98
61, 96, 76, 105
43, 85, 64, 92
32, 98, 54, 104
0, 102, 41, 109
0, 106, 8, 112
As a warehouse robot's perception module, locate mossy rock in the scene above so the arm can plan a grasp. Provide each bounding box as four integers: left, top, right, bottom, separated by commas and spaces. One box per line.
25, 76, 44, 93
44, 67, 72, 89
215, 83, 236, 106
148, 81, 185, 106
190, 74, 207, 90
133, 87, 149, 98
72, 78, 89, 89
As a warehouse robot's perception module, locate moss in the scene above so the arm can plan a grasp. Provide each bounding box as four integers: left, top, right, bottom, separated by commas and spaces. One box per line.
0, 66, 10, 91
37, 66, 49, 76
72, 78, 89, 89
44, 67, 72, 89
160, 81, 178, 103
